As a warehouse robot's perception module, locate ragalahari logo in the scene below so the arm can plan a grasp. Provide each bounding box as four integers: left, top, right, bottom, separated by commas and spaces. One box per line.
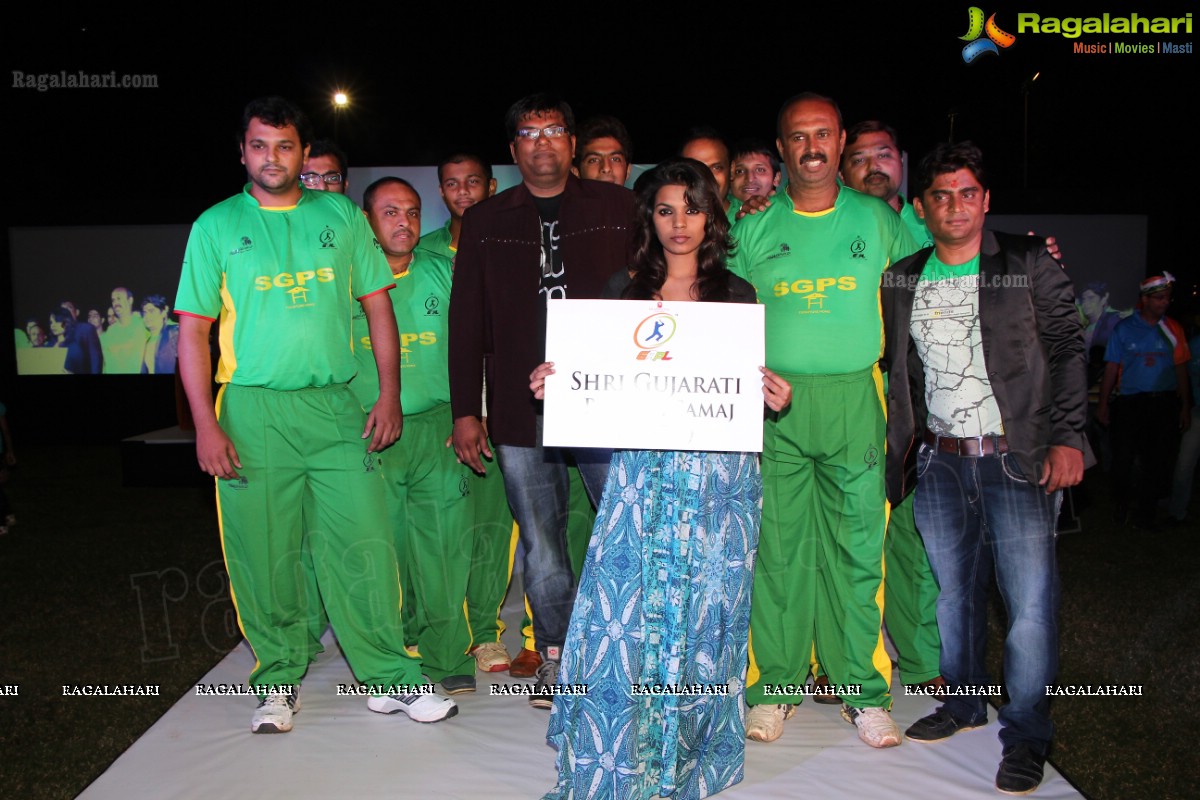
960, 7, 1017, 62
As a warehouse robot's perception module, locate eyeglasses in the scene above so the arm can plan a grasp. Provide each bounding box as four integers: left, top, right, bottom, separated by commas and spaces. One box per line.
300, 172, 344, 187
515, 126, 569, 141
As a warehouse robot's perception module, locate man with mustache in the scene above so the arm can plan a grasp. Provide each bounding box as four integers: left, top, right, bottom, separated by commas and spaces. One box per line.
729, 93, 915, 748
841, 121, 933, 249
101, 287, 145, 373
176, 96, 457, 733
350, 176, 480, 695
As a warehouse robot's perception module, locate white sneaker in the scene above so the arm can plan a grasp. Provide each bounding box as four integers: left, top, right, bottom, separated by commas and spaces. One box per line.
367, 686, 458, 723
470, 641, 512, 673
841, 705, 901, 748
251, 690, 299, 733
745, 703, 796, 742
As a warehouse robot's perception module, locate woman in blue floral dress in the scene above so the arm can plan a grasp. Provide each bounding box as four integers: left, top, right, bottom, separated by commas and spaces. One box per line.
533, 159, 792, 799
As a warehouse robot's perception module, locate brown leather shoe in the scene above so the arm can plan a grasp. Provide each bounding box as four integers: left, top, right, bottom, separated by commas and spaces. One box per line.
509, 648, 543, 678
812, 675, 841, 705
918, 676, 947, 696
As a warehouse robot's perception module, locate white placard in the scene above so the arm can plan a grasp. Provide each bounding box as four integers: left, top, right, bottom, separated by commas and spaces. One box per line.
543, 299, 765, 452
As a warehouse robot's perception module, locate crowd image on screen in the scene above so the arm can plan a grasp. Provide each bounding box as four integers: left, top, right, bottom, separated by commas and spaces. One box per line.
15, 286, 179, 374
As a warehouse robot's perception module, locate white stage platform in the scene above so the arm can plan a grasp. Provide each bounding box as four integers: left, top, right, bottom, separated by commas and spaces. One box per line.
80, 600, 1083, 800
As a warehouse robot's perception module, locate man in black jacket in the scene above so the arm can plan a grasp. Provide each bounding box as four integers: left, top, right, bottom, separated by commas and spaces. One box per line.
449, 93, 634, 707
881, 142, 1090, 795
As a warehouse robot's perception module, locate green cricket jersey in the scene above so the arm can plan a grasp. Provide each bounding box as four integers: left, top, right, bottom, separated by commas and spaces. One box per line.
350, 250, 453, 415
726, 196, 743, 226
416, 221, 453, 257
176, 185, 393, 391
729, 186, 915, 374
899, 198, 934, 250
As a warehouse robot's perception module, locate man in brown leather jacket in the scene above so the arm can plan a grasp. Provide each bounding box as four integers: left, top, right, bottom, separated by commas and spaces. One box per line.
448, 92, 634, 708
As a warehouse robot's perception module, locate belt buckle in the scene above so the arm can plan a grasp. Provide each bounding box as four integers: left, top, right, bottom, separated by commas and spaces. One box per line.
964, 435, 986, 457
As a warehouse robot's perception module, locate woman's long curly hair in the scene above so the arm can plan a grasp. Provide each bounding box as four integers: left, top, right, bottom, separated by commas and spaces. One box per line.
623, 158, 734, 302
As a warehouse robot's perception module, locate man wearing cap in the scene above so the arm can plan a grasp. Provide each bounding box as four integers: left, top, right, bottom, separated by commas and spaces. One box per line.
1097, 272, 1191, 528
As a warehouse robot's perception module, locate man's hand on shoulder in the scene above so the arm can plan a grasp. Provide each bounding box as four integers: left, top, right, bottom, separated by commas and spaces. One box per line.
452, 416, 493, 475
1028, 231, 1064, 267
735, 194, 773, 220
1039, 445, 1084, 493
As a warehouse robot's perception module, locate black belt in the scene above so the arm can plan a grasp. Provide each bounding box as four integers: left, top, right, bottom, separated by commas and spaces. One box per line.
923, 429, 1008, 457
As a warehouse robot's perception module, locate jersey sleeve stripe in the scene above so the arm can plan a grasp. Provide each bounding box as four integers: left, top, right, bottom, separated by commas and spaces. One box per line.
176, 310, 218, 322
356, 284, 396, 301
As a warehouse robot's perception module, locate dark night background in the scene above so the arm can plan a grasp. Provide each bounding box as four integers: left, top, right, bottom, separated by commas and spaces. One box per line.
3, 4, 1196, 440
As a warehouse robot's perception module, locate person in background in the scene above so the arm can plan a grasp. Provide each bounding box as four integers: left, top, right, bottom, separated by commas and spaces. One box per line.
49, 305, 102, 374
140, 294, 179, 374
729, 138, 781, 204
24, 319, 48, 347
1098, 272, 1192, 529
101, 287, 145, 373
574, 115, 634, 187
301, 139, 349, 195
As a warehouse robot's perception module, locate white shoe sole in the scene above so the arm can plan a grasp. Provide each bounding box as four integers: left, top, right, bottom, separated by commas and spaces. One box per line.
251, 697, 300, 734
367, 695, 458, 723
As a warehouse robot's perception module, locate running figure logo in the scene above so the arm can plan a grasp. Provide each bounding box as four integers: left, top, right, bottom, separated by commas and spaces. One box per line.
633, 313, 678, 349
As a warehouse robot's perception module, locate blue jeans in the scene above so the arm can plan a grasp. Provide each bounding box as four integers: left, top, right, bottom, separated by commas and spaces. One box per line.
496, 416, 611, 653
913, 443, 1061, 755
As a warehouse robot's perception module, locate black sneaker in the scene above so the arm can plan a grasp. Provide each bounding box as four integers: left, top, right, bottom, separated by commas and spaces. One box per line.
996, 742, 1045, 795
441, 674, 476, 695
530, 657, 559, 709
905, 708, 986, 743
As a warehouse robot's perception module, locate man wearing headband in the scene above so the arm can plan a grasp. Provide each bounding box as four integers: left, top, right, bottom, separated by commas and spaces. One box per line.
1097, 272, 1192, 529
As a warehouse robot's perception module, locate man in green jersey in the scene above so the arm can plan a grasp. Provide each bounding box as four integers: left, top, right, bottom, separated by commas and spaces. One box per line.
351, 176, 482, 694
840, 120, 943, 694
100, 287, 145, 373
418, 153, 497, 258
177, 97, 456, 733
730, 93, 914, 749
730, 139, 781, 205
416, 153, 519, 675
841, 121, 933, 249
